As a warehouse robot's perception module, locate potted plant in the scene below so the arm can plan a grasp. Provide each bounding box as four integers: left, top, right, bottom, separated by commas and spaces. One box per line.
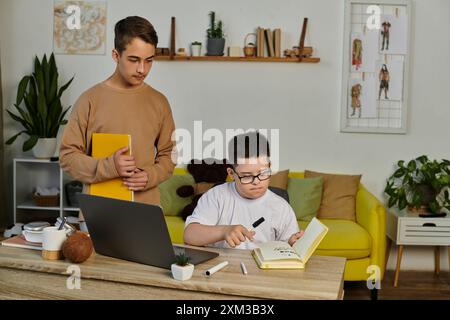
206, 11, 225, 56
6, 53, 73, 158
171, 253, 194, 281
384, 155, 450, 216
191, 41, 202, 56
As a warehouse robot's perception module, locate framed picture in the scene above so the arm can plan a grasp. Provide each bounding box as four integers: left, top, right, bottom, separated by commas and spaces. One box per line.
340, 0, 411, 134
53, 1, 107, 55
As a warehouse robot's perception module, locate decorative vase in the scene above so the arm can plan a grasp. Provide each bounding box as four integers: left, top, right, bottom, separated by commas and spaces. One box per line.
191, 44, 202, 56
171, 263, 194, 281
32, 138, 57, 159
206, 38, 225, 56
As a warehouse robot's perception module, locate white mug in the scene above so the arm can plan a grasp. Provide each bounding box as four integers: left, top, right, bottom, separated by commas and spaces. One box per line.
42, 226, 69, 260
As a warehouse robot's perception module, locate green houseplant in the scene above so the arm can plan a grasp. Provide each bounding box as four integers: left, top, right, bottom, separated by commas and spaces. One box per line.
206, 11, 225, 56
6, 53, 73, 158
171, 253, 194, 281
384, 155, 450, 215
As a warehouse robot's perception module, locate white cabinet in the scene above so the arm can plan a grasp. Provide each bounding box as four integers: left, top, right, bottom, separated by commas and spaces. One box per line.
13, 158, 80, 225
386, 208, 450, 287
387, 209, 450, 246
397, 217, 450, 246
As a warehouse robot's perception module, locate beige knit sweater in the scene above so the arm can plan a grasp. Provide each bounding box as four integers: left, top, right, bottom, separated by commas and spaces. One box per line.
60, 82, 176, 206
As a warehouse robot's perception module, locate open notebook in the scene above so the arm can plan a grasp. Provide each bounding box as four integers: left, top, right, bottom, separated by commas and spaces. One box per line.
252, 218, 328, 269
90, 133, 133, 201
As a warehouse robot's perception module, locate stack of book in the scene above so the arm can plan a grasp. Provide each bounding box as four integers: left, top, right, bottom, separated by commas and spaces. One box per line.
256, 27, 282, 58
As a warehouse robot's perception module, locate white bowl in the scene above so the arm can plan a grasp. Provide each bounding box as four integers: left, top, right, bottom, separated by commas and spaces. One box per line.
22, 230, 44, 243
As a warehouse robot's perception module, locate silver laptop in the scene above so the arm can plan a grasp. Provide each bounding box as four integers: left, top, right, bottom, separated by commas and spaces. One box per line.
77, 194, 219, 269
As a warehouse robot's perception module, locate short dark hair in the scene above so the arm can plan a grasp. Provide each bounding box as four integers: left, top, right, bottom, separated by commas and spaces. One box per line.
228, 131, 270, 167
114, 16, 158, 54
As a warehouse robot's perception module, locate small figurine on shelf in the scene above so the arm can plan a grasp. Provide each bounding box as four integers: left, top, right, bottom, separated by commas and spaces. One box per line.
284, 46, 313, 58
176, 48, 187, 56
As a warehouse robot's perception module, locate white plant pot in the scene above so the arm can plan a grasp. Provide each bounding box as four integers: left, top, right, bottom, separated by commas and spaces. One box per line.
191, 44, 202, 56
32, 138, 57, 159
171, 263, 194, 281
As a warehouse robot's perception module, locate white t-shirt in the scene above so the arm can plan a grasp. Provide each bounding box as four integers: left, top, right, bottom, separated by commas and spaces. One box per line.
185, 182, 299, 250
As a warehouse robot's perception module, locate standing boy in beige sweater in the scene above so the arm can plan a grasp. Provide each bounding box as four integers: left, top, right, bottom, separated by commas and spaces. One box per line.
60, 16, 175, 206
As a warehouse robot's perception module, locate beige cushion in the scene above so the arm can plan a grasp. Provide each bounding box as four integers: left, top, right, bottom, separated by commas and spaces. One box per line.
304, 170, 361, 221
269, 169, 289, 190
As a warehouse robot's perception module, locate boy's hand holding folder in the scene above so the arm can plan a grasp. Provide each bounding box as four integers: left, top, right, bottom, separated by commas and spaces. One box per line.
112, 145, 149, 191
123, 168, 148, 191
113, 146, 136, 178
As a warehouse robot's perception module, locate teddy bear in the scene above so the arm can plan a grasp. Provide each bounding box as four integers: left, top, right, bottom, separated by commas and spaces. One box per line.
177, 158, 231, 220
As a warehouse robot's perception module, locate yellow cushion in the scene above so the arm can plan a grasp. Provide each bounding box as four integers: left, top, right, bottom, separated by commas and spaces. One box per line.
298, 219, 371, 259
164, 216, 185, 244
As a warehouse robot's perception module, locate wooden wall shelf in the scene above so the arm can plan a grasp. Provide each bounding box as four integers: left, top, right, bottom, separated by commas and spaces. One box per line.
154, 56, 320, 63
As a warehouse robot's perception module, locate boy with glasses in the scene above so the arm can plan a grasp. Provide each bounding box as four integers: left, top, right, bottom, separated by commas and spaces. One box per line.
184, 132, 303, 249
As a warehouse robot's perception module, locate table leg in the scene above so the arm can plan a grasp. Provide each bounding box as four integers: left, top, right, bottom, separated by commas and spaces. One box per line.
385, 236, 392, 272
394, 245, 404, 287
435, 246, 440, 275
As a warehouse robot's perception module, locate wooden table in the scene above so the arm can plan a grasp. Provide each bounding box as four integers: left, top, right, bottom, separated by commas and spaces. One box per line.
0, 245, 345, 300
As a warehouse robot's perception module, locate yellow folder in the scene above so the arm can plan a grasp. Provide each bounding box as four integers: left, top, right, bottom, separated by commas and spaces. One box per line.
90, 133, 133, 201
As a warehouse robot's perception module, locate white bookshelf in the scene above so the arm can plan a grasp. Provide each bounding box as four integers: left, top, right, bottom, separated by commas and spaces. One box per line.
13, 158, 81, 224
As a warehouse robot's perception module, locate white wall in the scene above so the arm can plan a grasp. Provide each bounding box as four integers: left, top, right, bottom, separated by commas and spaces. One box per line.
1, 0, 450, 271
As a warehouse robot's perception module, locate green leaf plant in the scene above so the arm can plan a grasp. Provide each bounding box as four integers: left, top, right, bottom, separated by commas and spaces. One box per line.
6, 53, 73, 151
384, 155, 450, 213
206, 11, 224, 39
174, 253, 191, 266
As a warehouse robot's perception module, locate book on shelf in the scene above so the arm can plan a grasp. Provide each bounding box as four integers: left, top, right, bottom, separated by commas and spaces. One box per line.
252, 218, 328, 269
273, 28, 281, 57
265, 28, 275, 57
257, 27, 265, 57
90, 133, 134, 201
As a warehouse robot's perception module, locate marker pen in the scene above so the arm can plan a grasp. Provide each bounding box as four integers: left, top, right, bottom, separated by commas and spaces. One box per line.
205, 261, 229, 276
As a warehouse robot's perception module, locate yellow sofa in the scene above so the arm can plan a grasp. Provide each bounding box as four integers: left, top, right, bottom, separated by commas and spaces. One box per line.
163, 169, 386, 282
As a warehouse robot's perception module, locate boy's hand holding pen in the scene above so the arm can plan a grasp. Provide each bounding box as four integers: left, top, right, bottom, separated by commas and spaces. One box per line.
223, 217, 265, 248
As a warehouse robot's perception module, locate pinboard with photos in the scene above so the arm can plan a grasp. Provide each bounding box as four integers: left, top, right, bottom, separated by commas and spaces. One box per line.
340, 0, 411, 134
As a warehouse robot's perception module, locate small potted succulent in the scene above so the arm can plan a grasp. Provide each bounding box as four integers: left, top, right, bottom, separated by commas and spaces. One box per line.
191, 41, 202, 56
171, 253, 194, 281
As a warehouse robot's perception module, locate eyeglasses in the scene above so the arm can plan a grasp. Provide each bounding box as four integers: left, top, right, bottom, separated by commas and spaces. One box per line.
232, 168, 272, 185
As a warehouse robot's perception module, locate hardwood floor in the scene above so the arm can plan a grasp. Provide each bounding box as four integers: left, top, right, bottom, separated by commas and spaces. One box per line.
344, 270, 450, 300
